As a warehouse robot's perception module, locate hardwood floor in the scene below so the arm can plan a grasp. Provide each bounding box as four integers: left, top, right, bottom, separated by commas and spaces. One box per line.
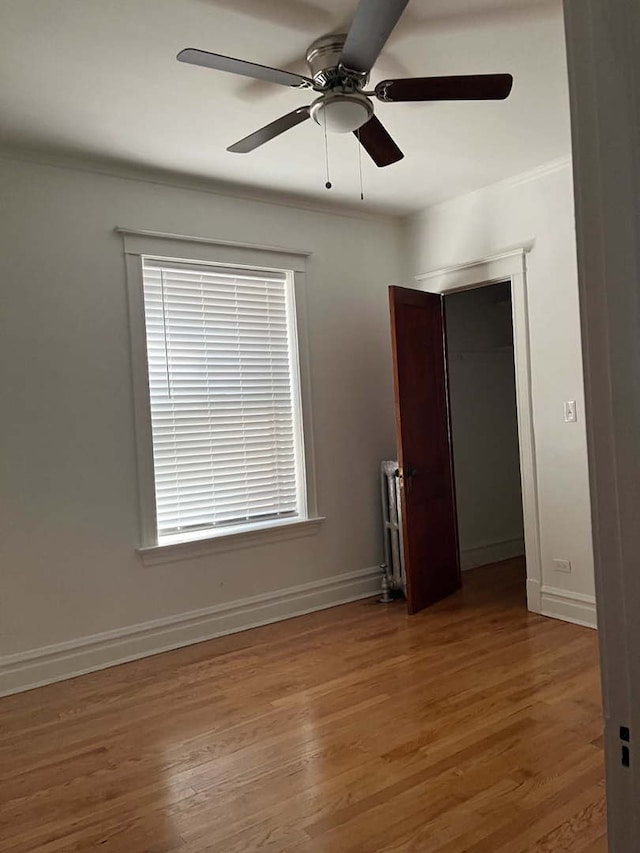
0, 559, 606, 852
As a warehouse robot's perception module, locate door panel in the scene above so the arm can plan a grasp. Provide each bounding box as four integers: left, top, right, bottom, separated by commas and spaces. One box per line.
389, 286, 461, 614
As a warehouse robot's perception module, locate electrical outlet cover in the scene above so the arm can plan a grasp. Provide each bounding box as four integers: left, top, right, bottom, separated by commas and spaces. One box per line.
553, 558, 572, 573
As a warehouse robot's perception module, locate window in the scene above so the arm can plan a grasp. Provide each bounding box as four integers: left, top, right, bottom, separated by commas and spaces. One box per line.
141, 258, 306, 543
120, 228, 319, 557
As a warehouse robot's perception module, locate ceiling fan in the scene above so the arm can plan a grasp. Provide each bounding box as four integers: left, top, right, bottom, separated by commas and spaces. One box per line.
177, 0, 513, 167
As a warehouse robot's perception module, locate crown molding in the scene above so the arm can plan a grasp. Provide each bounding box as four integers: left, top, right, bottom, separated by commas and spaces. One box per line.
0, 144, 403, 224
502, 154, 572, 189
406, 154, 573, 221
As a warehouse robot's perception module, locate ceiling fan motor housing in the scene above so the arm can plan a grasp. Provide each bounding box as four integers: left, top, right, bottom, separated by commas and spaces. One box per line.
305, 33, 369, 89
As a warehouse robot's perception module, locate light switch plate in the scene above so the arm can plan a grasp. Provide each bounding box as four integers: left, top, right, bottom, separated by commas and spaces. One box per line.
554, 558, 572, 574
564, 400, 577, 422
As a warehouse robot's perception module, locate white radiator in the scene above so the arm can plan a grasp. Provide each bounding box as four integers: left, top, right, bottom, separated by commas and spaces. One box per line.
380, 461, 406, 600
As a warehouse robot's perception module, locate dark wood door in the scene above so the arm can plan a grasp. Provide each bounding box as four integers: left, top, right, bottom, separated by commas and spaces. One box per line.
389, 285, 461, 614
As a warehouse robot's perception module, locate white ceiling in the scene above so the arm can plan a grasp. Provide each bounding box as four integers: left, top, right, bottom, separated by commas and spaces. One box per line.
0, 0, 571, 215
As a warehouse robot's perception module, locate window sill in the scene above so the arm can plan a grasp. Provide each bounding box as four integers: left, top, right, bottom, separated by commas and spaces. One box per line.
137, 516, 325, 567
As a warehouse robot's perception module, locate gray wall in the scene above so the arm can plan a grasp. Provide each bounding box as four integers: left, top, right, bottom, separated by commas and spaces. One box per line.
404, 162, 594, 620
0, 155, 402, 692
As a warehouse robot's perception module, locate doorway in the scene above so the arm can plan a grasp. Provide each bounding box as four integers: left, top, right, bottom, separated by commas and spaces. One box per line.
444, 282, 526, 582
388, 246, 542, 616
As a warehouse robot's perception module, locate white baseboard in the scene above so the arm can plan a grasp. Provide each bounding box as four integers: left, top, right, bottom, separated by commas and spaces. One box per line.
460, 537, 525, 571
0, 566, 381, 697
540, 585, 597, 629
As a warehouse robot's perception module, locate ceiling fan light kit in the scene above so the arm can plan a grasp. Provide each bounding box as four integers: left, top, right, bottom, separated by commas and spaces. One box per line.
310, 91, 373, 133
177, 0, 514, 180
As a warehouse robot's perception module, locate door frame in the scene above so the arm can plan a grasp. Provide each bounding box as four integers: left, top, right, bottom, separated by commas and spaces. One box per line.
414, 245, 542, 614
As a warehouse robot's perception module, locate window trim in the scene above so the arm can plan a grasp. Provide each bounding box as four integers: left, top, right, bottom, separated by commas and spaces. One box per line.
119, 228, 321, 559
138, 517, 325, 567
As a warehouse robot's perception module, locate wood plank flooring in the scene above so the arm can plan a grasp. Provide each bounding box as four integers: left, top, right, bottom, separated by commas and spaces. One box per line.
0, 559, 606, 852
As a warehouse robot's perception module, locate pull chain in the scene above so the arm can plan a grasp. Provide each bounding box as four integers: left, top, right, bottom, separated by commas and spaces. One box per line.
356, 128, 365, 201
323, 111, 332, 189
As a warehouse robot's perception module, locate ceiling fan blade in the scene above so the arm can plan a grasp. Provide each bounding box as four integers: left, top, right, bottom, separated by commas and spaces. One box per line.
238, 56, 314, 102
227, 107, 311, 153
340, 0, 410, 74
375, 74, 514, 103
355, 116, 404, 167
177, 49, 315, 89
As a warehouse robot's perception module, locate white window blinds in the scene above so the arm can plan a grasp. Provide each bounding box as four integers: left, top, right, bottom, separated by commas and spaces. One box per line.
141, 258, 304, 541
